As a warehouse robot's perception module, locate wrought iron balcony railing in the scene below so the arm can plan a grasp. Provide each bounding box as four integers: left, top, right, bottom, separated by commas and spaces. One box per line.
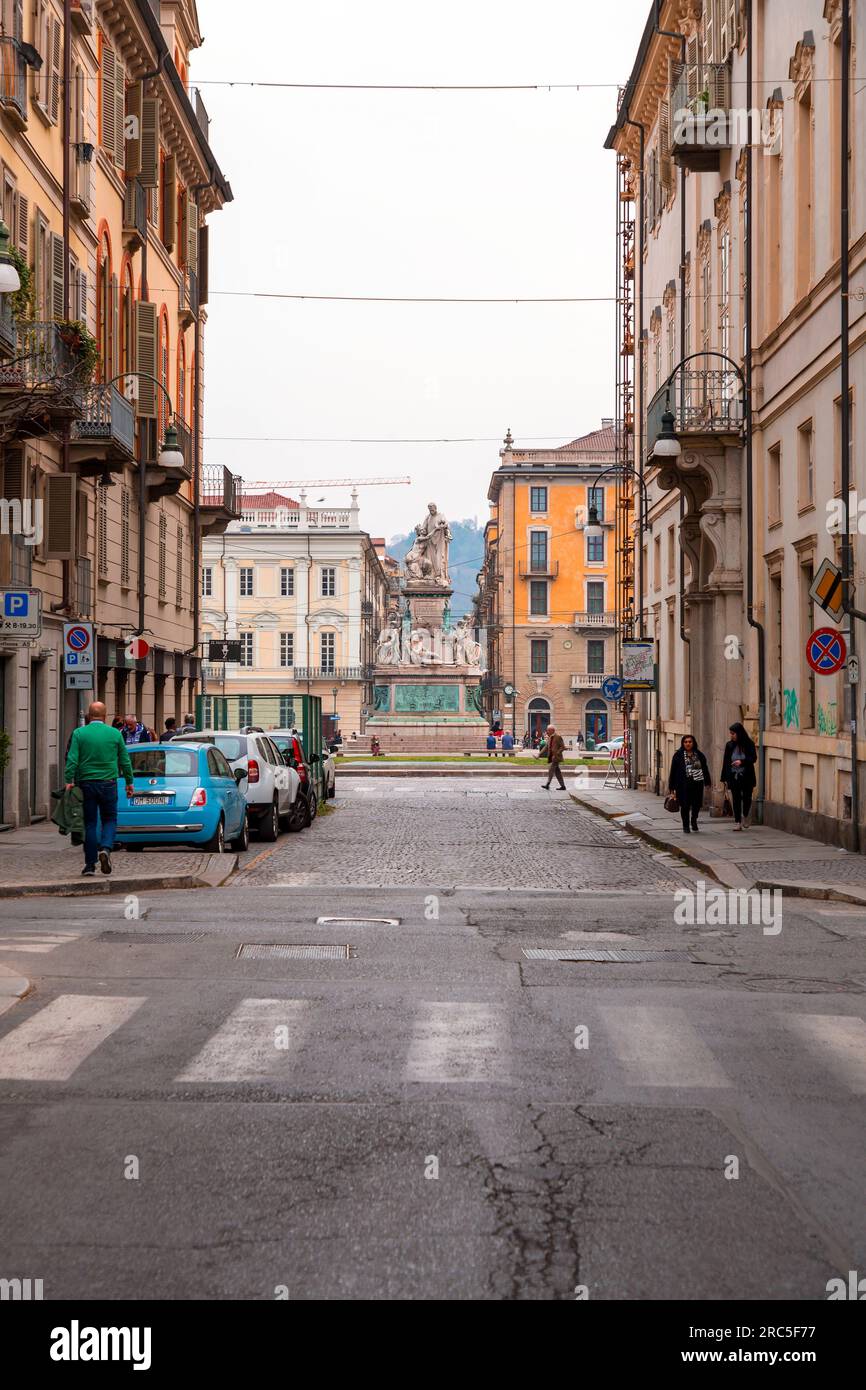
647, 360, 744, 456
670, 62, 733, 168
518, 559, 560, 579
72, 384, 135, 457
0, 321, 87, 391
0, 298, 16, 354
201, 463, 242, 516
178, 268, 198, 326
0, 38, 27, 124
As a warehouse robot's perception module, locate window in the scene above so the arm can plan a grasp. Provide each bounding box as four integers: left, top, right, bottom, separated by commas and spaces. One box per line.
158, 512, 167, 599
587, 532, 604, 564
587, 487, 604, 523
201, 565, 213, 597
667, 527, 676, 582
701, 252, 712, 350
239, 632, 253, 667
238, 697, 253, 726
798, 421, 814, 510
769, 569, 783, 725
239, 566, 254, 597
121, 486, 131, 586
587, 639, 605, 674
796, 84, 813, 300
654, 535, 662, 590
321, 566, 336, 597
529, 531, 548, 572
529, 580, 548, 617
279, 697, 295, 727
280, 566, 294, 597
768, 443, 782, 524
321, 631, 335, 671
586, 581, 605, 615
530, 639, 548, 674
530, 486, 548, 513
280, 632, 294, 667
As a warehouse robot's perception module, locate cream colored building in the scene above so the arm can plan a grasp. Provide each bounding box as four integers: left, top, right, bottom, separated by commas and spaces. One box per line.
0, 0, 232, 825
199, 490, 389, 736
608, 0, 865, 844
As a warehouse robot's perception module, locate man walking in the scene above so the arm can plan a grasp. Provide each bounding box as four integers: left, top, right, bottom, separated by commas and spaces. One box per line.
541, 724, 567, 790
65, 701, 134, 877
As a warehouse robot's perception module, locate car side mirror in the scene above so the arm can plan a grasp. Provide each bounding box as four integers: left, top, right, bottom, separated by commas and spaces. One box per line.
282, 751, 294, 767
234, 767, 246, 784
309, 752, 320, 764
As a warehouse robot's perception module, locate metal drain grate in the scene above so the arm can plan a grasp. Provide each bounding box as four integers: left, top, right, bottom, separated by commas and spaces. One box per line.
316, 916, 399, 927
236, 943, 353, 961
522, 947, 691, 963
96, 930, 206, 943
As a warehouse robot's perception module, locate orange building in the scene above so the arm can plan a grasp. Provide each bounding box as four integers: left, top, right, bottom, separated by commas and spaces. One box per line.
477, 424, 624, 746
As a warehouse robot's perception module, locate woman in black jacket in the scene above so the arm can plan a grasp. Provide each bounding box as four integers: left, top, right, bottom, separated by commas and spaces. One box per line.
721, 722, 757, 831
668, 734, 712, 833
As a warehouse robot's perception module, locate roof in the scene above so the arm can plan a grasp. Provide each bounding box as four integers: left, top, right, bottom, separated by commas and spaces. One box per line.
554, 424, 620, 454
604, 1, 682, 150
239, 491, 299, 509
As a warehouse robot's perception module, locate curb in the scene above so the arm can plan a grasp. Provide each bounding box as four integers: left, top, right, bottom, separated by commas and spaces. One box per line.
569, 791, 743, 887
0, 963, 32, 1017
754, 878, 866, 907
0, 853, 238, 900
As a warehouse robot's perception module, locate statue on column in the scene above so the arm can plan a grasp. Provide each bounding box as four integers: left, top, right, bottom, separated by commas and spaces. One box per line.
406, 502, 452, 585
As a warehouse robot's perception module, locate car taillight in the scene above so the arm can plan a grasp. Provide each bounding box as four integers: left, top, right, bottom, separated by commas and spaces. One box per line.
247, 759, 259, 783
191, 787, 207, 807
297, 764, 308, 784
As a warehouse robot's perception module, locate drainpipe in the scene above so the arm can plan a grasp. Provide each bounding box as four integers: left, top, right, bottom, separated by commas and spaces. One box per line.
189, 167, 216, 670
61, 0, 72, 615
840, 0, 858, 850
744, 0, 767, 824
624, 113, 646, 789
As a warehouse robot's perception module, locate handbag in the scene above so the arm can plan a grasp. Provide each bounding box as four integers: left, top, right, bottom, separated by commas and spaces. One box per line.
664, 792, 679, 813
722, 793, 733, 817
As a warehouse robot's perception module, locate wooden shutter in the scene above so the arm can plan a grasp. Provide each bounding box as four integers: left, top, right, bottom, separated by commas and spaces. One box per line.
49, 15, 61, 123
49, 231, 64, 320
109, 273, 119, 375
125, 82, 143, 176
686, 35, 699, 101
139, 97, 159, 187
97, 484, 108, 578
185, 195, 198, 272
659, 101, 672, 191
198, 224, 208, 304
78, 269, 88, 327
43, 473, 77, 560
135, 300, 158, 417
114, 60, 125, 166
163, 155, 177, 250
3, 446, 26, 503
721, 0, 738, 59
14, 191, 28, 257
101, 43, 117, 156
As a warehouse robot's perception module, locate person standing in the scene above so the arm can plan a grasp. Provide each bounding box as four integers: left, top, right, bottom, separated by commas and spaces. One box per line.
121, 713, 150, 745
721, 722, 758, 831
65, 700, 134, 876
161, 717, 177, 741
502, 730, 515, 756
541, 724, 567, 790
668, 734, 711, 833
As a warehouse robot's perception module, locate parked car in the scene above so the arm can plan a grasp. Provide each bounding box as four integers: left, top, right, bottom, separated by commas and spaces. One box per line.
594, 735, 625, 757
115, 743, 249, 853
270, 729, 335, 801
172, 729, 306, 836
267, 729, 320, 821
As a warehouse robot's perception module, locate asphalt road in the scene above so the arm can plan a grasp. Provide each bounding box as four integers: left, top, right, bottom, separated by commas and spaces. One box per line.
0, 776, 863, 1300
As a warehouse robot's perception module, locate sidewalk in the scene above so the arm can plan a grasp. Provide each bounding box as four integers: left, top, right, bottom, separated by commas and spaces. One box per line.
570, 783, 866, 903
0, 821, 237, 898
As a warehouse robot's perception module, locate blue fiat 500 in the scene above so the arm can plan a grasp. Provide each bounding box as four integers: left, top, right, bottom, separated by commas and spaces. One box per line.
115, 743, 249, 853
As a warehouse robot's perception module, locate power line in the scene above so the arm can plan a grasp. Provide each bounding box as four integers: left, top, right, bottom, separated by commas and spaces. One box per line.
210, 290, 614, 304
205, 434, 581, 444
190, 80, 618, 91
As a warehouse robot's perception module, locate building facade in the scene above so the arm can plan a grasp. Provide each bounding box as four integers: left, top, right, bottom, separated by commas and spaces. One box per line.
0, 0, 232, 825
199, 490, 389, 736
608, 0, 865, 842
477, 425, 626, 745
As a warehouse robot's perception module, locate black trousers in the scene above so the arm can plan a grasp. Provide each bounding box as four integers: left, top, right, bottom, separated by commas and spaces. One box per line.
679, 782, 704, 829
545, 760, 566, 789
730, 779, 753, 823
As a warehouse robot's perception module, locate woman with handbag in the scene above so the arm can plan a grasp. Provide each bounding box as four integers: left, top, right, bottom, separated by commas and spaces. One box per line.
721, 722, 758, 831
668, 734, 712, 834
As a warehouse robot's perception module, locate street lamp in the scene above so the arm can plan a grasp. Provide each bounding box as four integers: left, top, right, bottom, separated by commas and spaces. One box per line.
650, 399, 682, 460
0, 220, 21, 294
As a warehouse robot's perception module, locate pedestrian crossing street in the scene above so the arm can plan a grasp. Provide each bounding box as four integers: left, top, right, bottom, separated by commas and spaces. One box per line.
0, 992, 865, 1095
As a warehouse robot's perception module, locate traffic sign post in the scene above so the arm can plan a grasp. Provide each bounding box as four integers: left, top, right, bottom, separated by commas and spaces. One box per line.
602, 675, 624, 702
806, 627, 847, 676
65, 673, 94, 690
207, 639, 243, 663
810, 559, 846, 625
0, 588, 42, 639
63, 622, 94, 673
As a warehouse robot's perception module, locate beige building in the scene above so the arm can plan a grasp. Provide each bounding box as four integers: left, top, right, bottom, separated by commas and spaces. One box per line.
608, 0, 865, 843
199, 490, 389, 736
0, 0, 232, 825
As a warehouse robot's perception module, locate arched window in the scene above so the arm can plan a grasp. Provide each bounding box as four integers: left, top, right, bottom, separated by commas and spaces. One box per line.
526, 697, 551, 742
96, 233, 112, 382
585, 698, 609, 745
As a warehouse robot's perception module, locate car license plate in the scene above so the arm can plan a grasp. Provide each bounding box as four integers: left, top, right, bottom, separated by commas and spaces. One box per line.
131, 795, 172, 806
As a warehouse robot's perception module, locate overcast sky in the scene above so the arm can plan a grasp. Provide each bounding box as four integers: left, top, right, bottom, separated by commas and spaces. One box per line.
191, 0, 649, 541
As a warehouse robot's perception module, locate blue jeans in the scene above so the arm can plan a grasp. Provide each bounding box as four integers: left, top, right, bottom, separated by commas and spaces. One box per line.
81, 781, 118, 867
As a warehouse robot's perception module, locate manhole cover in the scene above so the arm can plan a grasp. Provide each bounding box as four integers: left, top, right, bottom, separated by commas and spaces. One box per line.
522, 947, 692, 963
316, 916, 399, 926
236, 943, 353, 960
95, 930, 206, 943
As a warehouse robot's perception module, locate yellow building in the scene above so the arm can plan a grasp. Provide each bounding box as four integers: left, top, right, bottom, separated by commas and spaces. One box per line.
478, 425, 625, 746
0, 0, 232, 825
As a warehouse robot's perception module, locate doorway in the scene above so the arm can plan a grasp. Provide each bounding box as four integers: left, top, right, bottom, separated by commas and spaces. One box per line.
585, 698, 609, 744
527, 698, 551, 743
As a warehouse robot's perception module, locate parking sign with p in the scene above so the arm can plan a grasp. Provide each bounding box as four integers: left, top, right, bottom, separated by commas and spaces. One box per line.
63, 622, 94, 673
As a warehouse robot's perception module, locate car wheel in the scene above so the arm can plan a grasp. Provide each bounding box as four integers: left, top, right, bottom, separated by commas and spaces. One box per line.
287, 797, 305, 833
204, 817, 225, 853
258, 800, 279, 841
231, 812, 249, 852
309, 790, 318, 822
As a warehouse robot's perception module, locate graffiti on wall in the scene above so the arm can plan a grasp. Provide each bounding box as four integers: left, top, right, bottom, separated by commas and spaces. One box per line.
783, 688, 800, 729
817, 701, 838, 737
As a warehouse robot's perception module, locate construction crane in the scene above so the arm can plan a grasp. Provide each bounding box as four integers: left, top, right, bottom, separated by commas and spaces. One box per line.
239, 476, 411, 491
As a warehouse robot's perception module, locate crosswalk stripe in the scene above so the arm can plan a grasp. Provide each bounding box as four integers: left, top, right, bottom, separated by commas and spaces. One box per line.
784, 1014, 866, 1094
0, 933, 81, 954
600, 1005, 730, 1089
0, 994, 144, 1080
404, 1001, 506, 1082
175, 999, 311, 1083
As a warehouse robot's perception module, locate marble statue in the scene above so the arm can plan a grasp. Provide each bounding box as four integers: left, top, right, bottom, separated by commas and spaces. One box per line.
375, 628, 401, 665
406, 502, 452, 585
453, 615, 483, 670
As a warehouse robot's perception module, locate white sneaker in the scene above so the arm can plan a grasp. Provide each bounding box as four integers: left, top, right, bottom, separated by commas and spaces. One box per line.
732, 824, 743, 832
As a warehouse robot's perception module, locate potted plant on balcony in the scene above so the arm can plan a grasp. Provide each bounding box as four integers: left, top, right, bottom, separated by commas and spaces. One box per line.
7, 247, 33, 325
56, 318, 99, 382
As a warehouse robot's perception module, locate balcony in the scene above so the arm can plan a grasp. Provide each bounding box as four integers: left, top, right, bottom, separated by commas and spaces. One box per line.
70, 384, 135, 474
647, 358, 744, 457
144, 417, 192, 501
178, 268, 198, 328
194, 89, 210, 143
70, 0, 93, 33
0, 322, 91, 438
571, 673, 607, 691
292, 667, 368, 681
0, 297, 16, 354
306, 508, 352, 528
0, 38, 27, 129
574, 611, 617, 629
123, 178, 147, 251
670, 62, 733, 172
201, 463, 242, 537
518, 559, 559, 579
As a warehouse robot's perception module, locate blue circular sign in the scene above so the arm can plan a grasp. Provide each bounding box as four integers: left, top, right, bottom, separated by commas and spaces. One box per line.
67, 625, 90, 651
602, 675, 624, 701
806, 628, 847, 676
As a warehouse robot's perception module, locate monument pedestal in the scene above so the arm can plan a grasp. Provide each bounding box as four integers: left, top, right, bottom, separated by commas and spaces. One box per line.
368, 661, 488, 752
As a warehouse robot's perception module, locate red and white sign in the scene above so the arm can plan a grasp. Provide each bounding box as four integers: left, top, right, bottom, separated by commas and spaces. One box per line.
806, 627, 847, 676
125, 636, 150, 661
63, 621, 94, 672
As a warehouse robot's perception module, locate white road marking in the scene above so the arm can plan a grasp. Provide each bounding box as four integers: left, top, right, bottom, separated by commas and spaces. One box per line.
405, 1001, 506, 1082
0, 932, 81, 954
784, 1014, 866, 1094
0, 994, 144, 1080
175, 998, 310, 1083
600, 1005, 730, 1089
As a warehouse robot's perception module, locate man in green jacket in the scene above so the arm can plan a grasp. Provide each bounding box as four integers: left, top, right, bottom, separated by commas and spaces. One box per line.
65, 701, 135, 877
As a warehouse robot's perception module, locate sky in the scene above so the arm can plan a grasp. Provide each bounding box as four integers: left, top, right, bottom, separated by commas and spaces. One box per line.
190, 0, 650, 542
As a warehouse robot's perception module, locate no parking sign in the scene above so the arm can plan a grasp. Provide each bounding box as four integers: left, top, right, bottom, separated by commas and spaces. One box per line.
806, 628, 847, 676
63, 622, 94, 672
